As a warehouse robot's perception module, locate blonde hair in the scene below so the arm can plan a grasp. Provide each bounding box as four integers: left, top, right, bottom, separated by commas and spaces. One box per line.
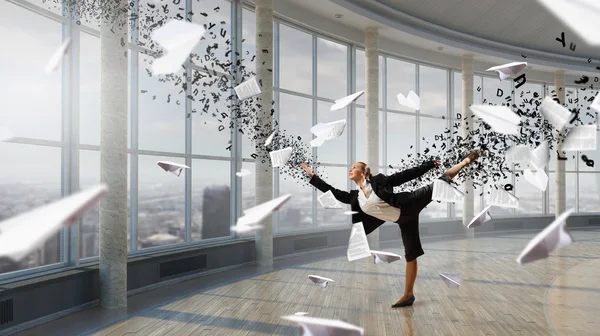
356, 162, 372, 181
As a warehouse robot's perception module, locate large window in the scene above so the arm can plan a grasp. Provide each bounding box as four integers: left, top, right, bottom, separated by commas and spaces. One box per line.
317, 38, 347, 100
279, 23, 312, 95
419, 65, 447, 117
316, 101, 347, 165
387, 113, 416, 167
191, 159, 231, 241
386, 58, 415, 111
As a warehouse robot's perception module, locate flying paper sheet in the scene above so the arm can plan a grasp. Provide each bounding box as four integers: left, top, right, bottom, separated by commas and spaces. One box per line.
0, 184, 107, 262
269, 147, 293, 168
150, 20, 206, 75
523, 169, 549, 192
347, 223, 371, 261
562, 125, 597, 151
317, 190, 343, 209
537, 0, 600, 46
529, 141, 550, 171
370, 250, 402, 264
487, 188, 520, 209
344, 211, 358, 215
281, 315, 364, 336
467, 205, 492, 229
486, 62, 527, 81
0, 126, 14, 142
310, 136, 328, 148
505, 145, 531, 165
540, 96, 571, 132
235, 168, 252, 177
330, 91, 364, 111
45, 39, 71, 74
308, 275, 335, 288
264, 131, 275, 147
470, 105, 521, 135
236, 194, 292, 231
396, 91, 420, 111
157, 161, 190, 177
432, 179, 464, 203
234, 76, 262, 100
591, 92, 600, 113
517, 208, 575, 264
439, 273, 461, 288
311, 120, 347, 140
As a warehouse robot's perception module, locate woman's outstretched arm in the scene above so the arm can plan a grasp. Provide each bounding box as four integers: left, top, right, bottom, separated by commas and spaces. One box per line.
386, 159, 440, 187
301, 163, 353, 204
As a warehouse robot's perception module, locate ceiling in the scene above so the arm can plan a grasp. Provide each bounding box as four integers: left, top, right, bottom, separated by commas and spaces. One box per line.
277, 0, 600, 76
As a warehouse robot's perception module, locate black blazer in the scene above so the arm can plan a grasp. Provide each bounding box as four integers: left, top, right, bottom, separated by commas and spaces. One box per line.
309, 160, 436, 234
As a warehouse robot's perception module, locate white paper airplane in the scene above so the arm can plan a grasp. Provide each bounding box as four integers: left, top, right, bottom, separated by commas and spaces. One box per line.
0, 185, 107, 262
347, 223, 371, 261
505, 145, 531, 165
467, 205, 492, 229
234, 76, 262, 100
310, 136, 328, 148
294, 312, 309, 316
517, 209, 575, 264
0, 126, 14, 142
523, 169, 549, 192
439, 273, 461, 288
330, 91, 364, 111
308, 275, 335, 288
432, 179, 464, 203
344, 211, 358, 215
486, 62, 527, 80
269, 147, 293, 168
150, 20, 206, 75
317, 190, 343, 209
487, 188, 520, 209
310, 120, 347, 147
540, 96, 571, 132
396, 91, 420, 111
157, 161, 190, 177
235, 194, 292, 232
529, 141, 550, 170
281, 315, 364, 336
537, 0, 600, 47
470, 105, 521, 135
235, 168, 251, 177
370, 250, 402, 264
264, 131, 275, 147
45, 39, 71, 74
562, 125, 597, 151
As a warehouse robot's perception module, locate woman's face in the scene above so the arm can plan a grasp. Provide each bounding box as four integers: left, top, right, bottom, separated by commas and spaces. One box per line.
348, 162, 365, 180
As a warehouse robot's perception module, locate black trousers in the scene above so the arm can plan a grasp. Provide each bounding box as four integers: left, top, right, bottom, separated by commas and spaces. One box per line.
395, 175, 452, 262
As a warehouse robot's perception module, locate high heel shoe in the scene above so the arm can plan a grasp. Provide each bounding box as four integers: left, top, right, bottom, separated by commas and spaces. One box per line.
391, 295, 415, 308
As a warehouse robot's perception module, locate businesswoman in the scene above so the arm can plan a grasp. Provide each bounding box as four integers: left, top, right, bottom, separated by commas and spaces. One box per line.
300, 150, 481, 308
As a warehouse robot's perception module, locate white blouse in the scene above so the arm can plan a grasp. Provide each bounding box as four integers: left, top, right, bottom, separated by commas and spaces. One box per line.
357, 181, 401, 222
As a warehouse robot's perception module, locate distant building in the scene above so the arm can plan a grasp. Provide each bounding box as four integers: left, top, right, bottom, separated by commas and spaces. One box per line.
202, 185, 231, 239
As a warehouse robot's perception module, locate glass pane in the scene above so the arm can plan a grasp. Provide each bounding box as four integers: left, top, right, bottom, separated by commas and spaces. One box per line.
241, 161, 257, 209
79, 150, 131, 258
419, 116, 447, 156
419, 66, 447, 117
280, 24, 312, 95
242, 8, 256, 74
0, 143, 62, 275
387, 113, 416, 166
577, 131, 599, 172
386, 58, 415, 111
514, 172, 543, 214
576, 88, 599, 126
316, 166, 349, 227
190, 0, 231, 67
191, 159, 231, 241
279, 92, 312, 154
25, 0, 62, 15
138, 55, 185, 153
579, 173, 600, 212
138, 155, 186, 249
317, 38, 347, 99
548, 172, 576, 214
483, 172, 514, 217
0, 2, 62, 141
137, 0, 186, 49
316, 101, 347, 164
355, 108, 384, 164
279, 174, 313, 232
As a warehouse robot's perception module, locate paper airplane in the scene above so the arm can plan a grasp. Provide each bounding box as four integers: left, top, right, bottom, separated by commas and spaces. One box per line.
562, 125, 597, 151
269, 147, 293, 168
487, 188, 519, 209
0, 126, 14, 142
234, 76, 261, 100
523, 169, 549, 192
157, 161, 190, 177
281, 315, 363, 336
294, 312, 309, 316
235, 194, 292, 231
467, 205, 492, 229
529, 141, 549, 170
308, 275, 335, 288
330, 91, 364, 111
150, 20, 206, 75
537, 0, 600, 47
396, 91, 420, 110
540, 96, 571, 132
486, 62, 527, 80
470, 105, 521, 135
439, 273, 461, 288
370, 250, 402, 264
344, 211, 358, 215
0, 185, 107, 262
317, 190, 343, 209
310, 120, 347, 147
432, 179, 464, 203
517, 209, 575, 264
235, 168, 252, 177
264, 131, 275, 147
347, 223, 371, 261
310, 136, 328, 148
505, 145, 531, 165
45, 39, 71, 74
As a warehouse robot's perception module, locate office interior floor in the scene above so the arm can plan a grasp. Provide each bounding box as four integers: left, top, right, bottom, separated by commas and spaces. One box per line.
14, 228, 600, 336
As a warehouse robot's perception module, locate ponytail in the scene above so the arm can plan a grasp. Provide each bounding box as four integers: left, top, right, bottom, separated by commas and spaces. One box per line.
357, 161, 373, 181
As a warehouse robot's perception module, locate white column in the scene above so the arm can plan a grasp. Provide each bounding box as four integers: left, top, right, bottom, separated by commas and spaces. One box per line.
554, 70, 566, 217
461, 54, 475, 236
99, 0, 128, 309
254, 0, 274, 267
365, 26, 380, 250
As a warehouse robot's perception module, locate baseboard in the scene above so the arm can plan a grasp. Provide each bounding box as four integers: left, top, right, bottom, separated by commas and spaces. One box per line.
1, 300, 99, 336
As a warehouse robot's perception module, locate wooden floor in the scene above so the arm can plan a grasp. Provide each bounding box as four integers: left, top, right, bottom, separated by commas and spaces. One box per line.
18, 229, 600, 336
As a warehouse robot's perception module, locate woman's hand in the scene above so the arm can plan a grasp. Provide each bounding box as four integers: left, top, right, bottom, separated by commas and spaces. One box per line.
300, 163, 314, 177
432, 159, 440, 167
